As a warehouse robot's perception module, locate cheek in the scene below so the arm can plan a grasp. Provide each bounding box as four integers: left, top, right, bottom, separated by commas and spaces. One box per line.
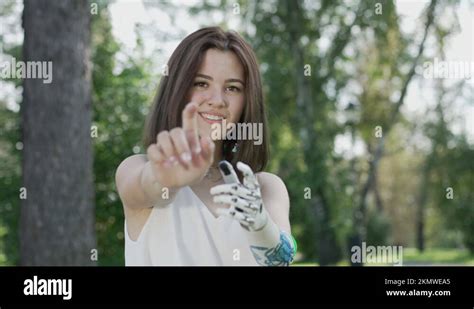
229, 97, 245, 123
188, 92, 208, 104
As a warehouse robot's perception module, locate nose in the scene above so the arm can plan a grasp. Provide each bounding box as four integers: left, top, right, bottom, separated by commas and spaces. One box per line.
206, 87, 228, 108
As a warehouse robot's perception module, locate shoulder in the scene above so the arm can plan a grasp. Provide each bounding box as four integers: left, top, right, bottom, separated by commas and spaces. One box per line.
256, 172, 291, 231
115, 154, 148, 192
256, 172, 290, 206
117, 154, 147, 168
115, 154, 147, 185
257, 172, 287, 192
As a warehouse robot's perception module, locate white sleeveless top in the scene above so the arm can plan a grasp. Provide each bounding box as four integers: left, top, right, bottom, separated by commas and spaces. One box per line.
125, 186, 258, 266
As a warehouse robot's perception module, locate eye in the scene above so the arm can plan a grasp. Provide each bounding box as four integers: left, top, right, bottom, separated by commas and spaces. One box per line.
226, 85, 241, 92
193, 81, 208, 88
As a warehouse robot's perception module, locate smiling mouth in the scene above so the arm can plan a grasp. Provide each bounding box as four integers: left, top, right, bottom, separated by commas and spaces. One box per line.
199, 112, 225, 124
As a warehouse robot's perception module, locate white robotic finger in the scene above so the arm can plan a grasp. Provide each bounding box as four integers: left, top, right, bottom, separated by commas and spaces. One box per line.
236, 161, 259, 190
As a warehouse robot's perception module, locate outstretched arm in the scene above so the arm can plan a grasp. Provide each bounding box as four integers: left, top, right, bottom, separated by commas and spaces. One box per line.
211, 162, 296, 266
116, 101, 215, 210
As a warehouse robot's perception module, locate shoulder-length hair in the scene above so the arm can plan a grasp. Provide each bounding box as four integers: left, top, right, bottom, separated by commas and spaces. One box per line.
143, 26, 269, 172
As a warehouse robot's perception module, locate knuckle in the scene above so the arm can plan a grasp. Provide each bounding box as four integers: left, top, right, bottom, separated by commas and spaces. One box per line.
172, 139, 184, 150
157, 131, 169, 140
147, 145, 156, 155
169, 127, 182, 136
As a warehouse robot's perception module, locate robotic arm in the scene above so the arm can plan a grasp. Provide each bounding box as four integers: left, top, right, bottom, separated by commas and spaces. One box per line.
210, 161, 296, 266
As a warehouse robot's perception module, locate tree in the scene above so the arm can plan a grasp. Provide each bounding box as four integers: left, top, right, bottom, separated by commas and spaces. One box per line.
20, 0, 96, 265
246, 0, 381, 264
353, 0, 438, 257
425, 78, 474, 252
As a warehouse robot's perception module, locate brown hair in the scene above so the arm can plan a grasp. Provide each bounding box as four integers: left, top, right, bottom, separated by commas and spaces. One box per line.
142, 26, 269, 172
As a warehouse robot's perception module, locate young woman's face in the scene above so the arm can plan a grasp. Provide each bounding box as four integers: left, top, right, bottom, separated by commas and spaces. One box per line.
188, 48, 245, 140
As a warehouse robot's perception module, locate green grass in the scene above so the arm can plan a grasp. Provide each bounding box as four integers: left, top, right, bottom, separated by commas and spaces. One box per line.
402, 248, 474, 265
0, 225, 10, 266
292, 262, 318, 266
292, 248, 474, 266
2, 247, 473, 266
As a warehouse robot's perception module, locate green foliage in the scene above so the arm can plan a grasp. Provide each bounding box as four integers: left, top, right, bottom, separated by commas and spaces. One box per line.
91, 2, 155, 265
0, 105, 21, 265
431, 136, 474, 253
366, 210, 391, 245
0, 0, 22, 266
237, 0, 407, 264
0, 0, 472, 266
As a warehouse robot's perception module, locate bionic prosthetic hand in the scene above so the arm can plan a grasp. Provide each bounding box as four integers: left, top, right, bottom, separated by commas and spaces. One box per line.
210, 161, 296, 266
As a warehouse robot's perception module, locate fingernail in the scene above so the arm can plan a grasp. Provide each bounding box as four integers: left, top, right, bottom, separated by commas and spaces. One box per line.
168, 156, 177, 163
194, 146, 201, 154
181, 152, 192, 162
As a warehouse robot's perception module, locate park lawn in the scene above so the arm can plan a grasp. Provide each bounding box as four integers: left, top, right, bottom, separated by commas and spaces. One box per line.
402, 248, 474, 265
2, 247, 473, 266
0, 225, 10, 266
292, 248, 474, 266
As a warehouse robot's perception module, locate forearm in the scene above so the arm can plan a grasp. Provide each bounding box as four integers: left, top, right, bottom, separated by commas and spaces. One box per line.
210, 161, 296, 266
244, 209, 296, 266
139, 161, 178, 207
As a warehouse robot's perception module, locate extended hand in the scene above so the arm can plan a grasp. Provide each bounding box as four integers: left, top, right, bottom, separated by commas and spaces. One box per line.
210, 162, 268, 231
146, 100, 215, 189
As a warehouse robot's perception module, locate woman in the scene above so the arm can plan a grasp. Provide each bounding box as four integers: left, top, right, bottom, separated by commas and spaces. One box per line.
115, 27, 296, 266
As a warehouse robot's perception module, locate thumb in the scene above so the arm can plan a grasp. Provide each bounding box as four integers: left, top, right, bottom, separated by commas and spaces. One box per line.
216, 207, 230, 218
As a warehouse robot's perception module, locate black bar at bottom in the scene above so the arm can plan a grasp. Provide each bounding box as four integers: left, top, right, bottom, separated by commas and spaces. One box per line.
0, 266, 472, 306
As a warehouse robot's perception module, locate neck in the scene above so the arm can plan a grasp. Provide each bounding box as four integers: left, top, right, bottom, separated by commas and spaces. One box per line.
202, 165, 223, 184
205, 140, 224, 183
211, 140, 224, 167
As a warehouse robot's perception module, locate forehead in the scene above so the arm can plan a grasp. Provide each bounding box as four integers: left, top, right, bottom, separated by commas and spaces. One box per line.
198, 48, 244, 80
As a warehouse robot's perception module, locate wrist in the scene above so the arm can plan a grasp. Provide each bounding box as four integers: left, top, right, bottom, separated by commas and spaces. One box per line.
140, 161, 157, 189
243, 212, 280, 248
244, 205, 268, 232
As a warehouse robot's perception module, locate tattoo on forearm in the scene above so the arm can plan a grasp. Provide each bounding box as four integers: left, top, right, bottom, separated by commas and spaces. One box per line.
250, 233, 295, 266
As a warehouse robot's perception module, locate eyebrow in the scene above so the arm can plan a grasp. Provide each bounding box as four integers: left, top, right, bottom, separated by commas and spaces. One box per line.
195, 73, 245, 86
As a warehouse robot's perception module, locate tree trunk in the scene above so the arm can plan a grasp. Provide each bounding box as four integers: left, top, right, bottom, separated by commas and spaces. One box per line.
20, 0, 95, 265
416, 75, 450, 252
285, 0, 342, 265
373, 171, 384, 213
416, 164, 429, 252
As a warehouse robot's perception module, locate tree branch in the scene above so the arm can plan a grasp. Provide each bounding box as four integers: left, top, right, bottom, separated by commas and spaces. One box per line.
356, 0, 438, 237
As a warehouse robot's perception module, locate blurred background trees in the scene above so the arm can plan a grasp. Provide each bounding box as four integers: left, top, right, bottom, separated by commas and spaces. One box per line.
0, 0, 472, 265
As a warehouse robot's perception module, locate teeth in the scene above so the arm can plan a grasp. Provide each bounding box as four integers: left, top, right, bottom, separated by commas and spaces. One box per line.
201, 113, 223, 121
